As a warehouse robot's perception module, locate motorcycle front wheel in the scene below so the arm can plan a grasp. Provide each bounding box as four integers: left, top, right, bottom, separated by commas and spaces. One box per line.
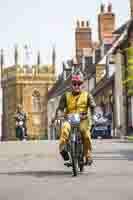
78, 143, 84, 172
70, 142, 78, 176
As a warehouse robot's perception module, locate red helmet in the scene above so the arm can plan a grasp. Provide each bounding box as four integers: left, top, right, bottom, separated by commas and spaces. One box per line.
71, 72, 84, 83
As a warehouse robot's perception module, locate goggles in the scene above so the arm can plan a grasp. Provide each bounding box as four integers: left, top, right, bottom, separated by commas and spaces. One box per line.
72, 82, 83, 87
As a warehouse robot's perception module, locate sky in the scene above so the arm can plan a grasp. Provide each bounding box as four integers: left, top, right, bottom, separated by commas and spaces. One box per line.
0, 0, 130, 75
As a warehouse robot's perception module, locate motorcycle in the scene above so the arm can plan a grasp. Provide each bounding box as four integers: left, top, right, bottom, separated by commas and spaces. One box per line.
16, 118, 27, 140
65, 113, 84, 176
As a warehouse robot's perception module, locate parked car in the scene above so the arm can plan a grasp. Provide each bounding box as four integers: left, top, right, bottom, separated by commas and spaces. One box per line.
91, 113, 112, 139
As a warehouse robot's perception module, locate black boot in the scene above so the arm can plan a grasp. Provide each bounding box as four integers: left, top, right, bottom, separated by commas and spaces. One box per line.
60, 149, 69, 161
84, 158, 93, 166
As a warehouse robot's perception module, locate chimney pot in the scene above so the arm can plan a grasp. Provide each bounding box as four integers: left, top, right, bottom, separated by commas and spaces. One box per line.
77, 20, 80, 28
100, 4, 105, 13
81, 21, 84, 27
108, 3, 112, 12
86, 21, 89, 27
130, 0, 133, 17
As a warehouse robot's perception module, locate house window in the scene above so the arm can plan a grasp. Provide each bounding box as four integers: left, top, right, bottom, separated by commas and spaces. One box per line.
85, 56, 93, 66
32, 90, 41, 112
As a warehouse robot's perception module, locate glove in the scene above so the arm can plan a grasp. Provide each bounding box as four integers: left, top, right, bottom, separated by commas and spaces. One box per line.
80, 113, 87, 120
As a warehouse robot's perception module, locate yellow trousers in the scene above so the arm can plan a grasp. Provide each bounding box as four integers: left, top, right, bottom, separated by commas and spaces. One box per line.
59, 119, 92, 159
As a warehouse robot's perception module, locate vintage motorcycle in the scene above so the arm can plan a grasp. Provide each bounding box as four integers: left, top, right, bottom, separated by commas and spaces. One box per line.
15, 114, 27, 140
65, 113, 84, 176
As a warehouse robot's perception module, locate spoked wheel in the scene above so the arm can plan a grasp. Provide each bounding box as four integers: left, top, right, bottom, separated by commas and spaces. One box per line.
78, 143, 84, 172
78, 158, 84, 172
71, 142, 78, 176
78, 151, 84, 172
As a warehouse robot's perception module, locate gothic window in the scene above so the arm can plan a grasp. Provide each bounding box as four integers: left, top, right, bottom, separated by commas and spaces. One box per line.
32, 90, 41, 112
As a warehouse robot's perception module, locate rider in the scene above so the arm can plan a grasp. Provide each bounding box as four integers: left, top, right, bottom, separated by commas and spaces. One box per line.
14, 104, 27, 140
56, 70, 96, 165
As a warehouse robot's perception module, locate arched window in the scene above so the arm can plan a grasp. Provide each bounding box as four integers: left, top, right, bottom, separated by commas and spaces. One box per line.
32, 90, 41, 112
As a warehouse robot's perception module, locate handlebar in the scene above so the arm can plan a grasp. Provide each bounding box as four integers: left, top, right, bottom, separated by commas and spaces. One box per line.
56, 113, 88, 120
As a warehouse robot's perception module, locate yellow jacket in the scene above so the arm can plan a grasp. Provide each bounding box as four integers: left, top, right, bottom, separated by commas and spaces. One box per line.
66, 91, 89, 114
57, 91, 96, 116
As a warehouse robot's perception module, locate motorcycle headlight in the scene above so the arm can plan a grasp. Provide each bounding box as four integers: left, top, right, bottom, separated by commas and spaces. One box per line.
68, 113, 80, 124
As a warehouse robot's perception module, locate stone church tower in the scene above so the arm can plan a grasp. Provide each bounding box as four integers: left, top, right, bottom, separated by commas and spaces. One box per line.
1, 46, 56, 140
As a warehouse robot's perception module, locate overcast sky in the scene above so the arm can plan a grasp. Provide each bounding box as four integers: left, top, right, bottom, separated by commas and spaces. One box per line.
0, 0, 130, 74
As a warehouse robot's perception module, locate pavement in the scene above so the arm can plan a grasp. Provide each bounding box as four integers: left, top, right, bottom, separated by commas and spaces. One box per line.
0, 139, 132, 200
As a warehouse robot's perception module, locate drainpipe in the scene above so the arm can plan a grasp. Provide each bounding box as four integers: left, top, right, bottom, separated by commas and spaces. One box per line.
106, 53, 115, 136
115, 50, 126, 137
106, 53, 110, 79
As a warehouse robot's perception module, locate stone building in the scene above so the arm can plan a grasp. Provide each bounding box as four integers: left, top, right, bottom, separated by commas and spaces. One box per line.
1, 47, 56, 140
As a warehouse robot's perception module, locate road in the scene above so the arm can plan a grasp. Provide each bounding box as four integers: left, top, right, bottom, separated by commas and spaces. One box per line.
0, 139, 132, 200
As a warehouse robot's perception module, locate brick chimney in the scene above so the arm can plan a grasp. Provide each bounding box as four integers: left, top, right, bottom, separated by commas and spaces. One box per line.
98, 3, 115, 44
75, 20, 92, 64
